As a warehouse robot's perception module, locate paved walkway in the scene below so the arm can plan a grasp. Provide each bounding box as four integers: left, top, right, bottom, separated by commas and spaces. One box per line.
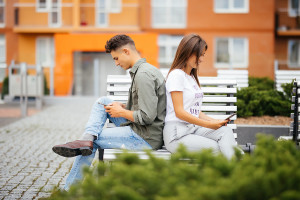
0, 98, 97, 199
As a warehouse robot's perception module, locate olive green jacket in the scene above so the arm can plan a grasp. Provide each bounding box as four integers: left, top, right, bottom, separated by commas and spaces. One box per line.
121, 58, 166, 150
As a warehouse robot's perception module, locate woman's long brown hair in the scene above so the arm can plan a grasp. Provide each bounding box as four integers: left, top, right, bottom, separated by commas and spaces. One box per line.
167, 34, 208, 87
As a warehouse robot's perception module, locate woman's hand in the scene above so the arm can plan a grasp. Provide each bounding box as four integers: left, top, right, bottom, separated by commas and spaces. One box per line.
207, 119, 228, 130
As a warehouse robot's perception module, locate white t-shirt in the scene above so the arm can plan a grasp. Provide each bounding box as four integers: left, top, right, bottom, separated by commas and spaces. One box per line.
165, 69, 204, 123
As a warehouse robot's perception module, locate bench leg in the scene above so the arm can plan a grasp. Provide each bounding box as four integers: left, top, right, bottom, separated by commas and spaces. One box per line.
98, 148, 104, 161
240, 143, 255, 154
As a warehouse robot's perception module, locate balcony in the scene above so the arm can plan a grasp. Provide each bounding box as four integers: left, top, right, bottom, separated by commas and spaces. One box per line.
276, 8, 300, 36
13, 2, 140, 33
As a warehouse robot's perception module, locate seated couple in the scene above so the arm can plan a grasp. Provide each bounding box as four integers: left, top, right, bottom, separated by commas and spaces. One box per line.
52, 34, 240, 190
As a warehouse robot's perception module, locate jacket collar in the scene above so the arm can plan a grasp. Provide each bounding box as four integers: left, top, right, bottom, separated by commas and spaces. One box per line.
129, 58, 146, 76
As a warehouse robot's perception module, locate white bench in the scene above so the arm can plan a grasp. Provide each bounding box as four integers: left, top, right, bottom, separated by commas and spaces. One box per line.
99, 74, 238, 161
275, 70, 300, 92
217, 70, 249, 89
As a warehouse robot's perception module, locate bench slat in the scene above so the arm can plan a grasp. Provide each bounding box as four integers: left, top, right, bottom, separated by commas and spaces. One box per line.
107, 78, 236, 86
103, 149, 172, 160
202, 88, 236, 93
208, 115, 237, 120
107, 86, 237, 94
275, 70, 300, 75
107, 122, 237, 130
201, 106, 237, 112
107, 79, 238, 86
217, 70, 249, 75
107, 95, 237, 103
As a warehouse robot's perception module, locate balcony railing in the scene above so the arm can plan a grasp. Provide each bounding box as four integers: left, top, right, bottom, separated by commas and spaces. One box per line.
276, 8, 300, 36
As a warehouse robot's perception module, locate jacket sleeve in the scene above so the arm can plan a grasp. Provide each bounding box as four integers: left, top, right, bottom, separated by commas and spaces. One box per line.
133, 72, 158, 125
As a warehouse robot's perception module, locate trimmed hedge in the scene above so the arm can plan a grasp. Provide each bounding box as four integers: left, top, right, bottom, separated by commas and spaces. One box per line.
47, 135, 300, 200
236, 77, 292, 117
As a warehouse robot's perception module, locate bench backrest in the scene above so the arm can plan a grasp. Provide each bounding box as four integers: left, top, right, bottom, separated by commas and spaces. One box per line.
107, 75, 238, 139
217, 69, 249, 88
291, 81, 300, 142
275, 70, 300, 92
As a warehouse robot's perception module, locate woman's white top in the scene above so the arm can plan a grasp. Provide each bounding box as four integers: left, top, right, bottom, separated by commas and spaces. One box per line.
165, 69, 204, 123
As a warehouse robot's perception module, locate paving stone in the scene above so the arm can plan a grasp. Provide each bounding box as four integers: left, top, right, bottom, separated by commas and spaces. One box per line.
1, 183, 19, 191
35, 192, 51, 199
4, 193, 23, 199
7, 176, 25, 184
22, 191, 38, 199
1, 184, 17, 191
0, 190, 9, 197
0, 178, 9, 184
14, 184, 30, 191
41, 184, 56, 192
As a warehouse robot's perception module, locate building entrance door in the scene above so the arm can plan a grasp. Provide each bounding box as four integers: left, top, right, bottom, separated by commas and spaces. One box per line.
73, 52, 125, 96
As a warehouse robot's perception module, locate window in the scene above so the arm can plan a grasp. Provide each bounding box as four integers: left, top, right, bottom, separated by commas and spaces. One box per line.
37, 0, 61, 26
158, 35, 183, 67
110, 0, 122, 13
96, 0, 122, 27
288, 40, 300, 68
152, 0, 187, 28
289, 0, 300, 17
214, 0, 249, 13
36, 37, 55, 67
37, 0, 49, 12
215, 37, 248, 68
49, 0, 61, 27
0, 34, 5, 82
96, 0, 108, 27
0, 0, 5, 27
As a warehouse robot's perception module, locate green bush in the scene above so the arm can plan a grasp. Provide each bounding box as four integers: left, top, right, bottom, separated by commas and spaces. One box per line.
237, 77, 292, 117
44, 75, 49, 95
281, 81, 294, 101
47, 135, 300, 200
1, 76, 8, 99
249, 76, 274, 91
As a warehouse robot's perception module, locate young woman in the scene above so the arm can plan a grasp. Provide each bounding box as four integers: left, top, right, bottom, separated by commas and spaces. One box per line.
163, 34, 240, 159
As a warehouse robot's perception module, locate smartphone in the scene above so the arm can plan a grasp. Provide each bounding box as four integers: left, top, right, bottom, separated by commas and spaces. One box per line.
225, 113, 236, 120
98, 102, 108, 106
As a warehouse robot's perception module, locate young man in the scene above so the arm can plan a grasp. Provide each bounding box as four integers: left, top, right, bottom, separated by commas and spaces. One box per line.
52, 34, 166, 190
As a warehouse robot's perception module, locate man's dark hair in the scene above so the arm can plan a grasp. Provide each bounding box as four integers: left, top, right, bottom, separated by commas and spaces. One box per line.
105, 34, 136, 53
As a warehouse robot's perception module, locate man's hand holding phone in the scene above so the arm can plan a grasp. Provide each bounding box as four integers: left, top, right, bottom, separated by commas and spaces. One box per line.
102, 102, 125, 118
99, 102, 125, 108
99, 102, 109, 106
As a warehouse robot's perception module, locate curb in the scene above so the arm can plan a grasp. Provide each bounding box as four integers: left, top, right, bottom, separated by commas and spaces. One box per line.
237, 124, 290, 144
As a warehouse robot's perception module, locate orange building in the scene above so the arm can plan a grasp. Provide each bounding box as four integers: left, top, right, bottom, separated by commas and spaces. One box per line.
3, 0, 276, 96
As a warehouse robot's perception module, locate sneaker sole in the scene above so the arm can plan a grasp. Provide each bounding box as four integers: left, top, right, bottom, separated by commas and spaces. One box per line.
52, 146, 92, 157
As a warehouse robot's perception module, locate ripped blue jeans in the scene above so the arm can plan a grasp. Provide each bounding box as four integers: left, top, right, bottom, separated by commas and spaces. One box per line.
64, 97, 152, 190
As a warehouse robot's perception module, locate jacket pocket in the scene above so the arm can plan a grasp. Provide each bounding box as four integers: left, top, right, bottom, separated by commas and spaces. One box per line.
131, 87, 139, 110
